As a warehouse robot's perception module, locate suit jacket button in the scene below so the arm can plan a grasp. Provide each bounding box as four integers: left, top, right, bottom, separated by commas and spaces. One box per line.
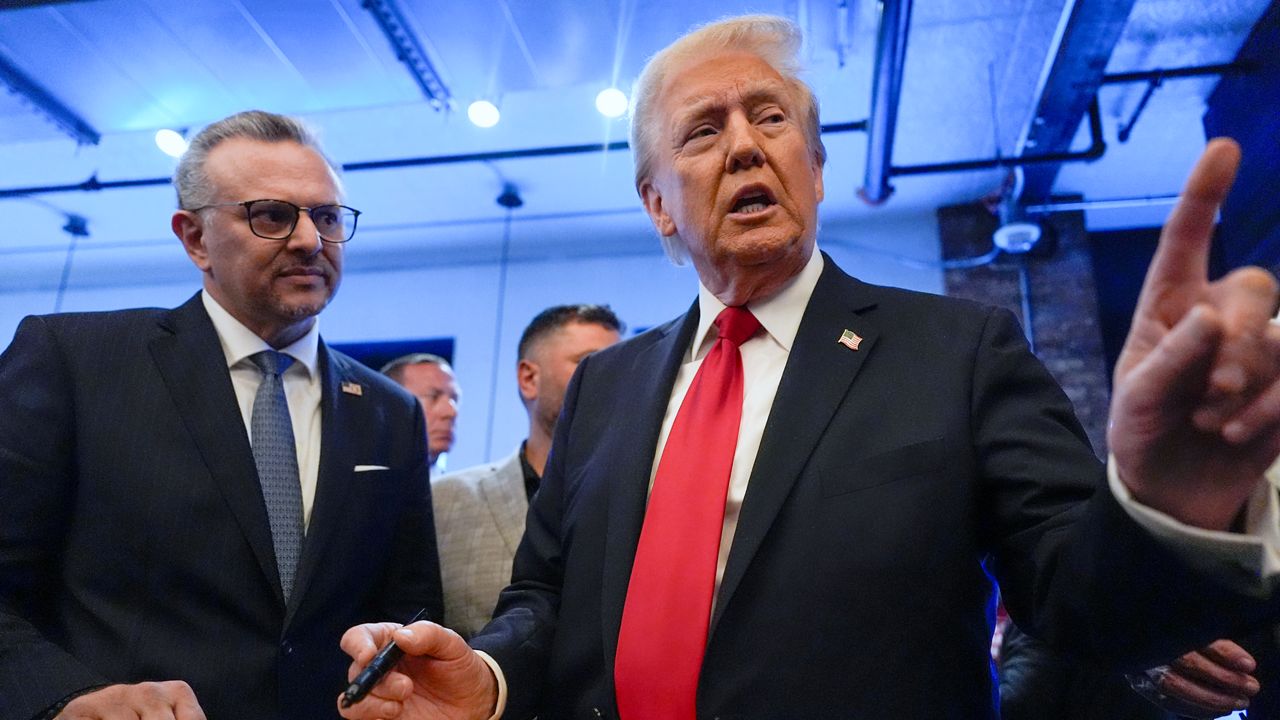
281, 640, 293, 655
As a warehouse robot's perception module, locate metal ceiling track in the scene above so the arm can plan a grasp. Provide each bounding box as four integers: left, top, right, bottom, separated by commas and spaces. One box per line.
0, 120, 869, 199
0, 50, 99, 146
362, 0, 452, 110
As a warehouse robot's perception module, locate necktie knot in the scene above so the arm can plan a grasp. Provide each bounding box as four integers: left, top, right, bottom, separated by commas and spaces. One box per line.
714, 306, 761, 347
249, 350, 294, 377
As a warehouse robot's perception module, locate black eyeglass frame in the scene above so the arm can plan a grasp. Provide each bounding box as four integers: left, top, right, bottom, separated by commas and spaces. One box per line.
189, 198, 362, 243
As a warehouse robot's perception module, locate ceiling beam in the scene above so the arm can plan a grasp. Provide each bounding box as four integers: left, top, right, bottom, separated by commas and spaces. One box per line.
1019, 0, 1139, 202
362, 0, 452, 110
0, 50, 99, 145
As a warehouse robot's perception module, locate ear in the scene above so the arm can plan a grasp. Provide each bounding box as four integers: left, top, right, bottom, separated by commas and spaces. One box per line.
812, 153, 825, 204
172, 210, 212, 272
640, 180, 678, 237
516, 358, 539, 404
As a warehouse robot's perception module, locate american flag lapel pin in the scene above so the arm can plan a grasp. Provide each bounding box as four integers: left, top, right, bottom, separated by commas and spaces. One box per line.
341, 381, 363, 396
837, 329, 863, 351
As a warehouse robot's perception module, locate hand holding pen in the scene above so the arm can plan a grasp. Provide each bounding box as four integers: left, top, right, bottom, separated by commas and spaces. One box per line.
337, 615, 500, 719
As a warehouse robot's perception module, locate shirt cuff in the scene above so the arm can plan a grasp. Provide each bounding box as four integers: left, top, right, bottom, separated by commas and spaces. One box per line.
473, 650, 507, 720
1107, 453, 1280, 587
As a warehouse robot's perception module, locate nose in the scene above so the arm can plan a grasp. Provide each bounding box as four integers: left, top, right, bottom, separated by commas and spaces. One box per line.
440, 398, 459, 420
724, 113, 765, 173
286, 210, 324, 256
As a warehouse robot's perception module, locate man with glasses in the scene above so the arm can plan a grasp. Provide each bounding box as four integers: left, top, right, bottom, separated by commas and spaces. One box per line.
0, 110, 441, 720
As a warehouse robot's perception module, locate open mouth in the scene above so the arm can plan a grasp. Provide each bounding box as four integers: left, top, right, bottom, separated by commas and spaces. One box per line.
730, 187, 777, 215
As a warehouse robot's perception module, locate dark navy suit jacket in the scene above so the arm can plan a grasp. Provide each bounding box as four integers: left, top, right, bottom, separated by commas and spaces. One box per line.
0, 294, 442, 720
470, 255, 1276, 720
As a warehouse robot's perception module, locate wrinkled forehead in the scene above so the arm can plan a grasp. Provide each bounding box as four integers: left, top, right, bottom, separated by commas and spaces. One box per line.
659, 53, 795, 122
207, 137, 346, 201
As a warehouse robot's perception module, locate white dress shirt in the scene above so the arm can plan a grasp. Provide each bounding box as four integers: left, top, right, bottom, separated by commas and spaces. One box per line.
202, 291, 323, 529
650, 246, 825, 591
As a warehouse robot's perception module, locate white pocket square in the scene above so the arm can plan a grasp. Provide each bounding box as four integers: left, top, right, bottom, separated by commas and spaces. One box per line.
354, 465, 390, 472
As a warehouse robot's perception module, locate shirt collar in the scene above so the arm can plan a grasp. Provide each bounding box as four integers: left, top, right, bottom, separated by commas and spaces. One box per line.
201, 290, 320, 378
689, 245, 825, 361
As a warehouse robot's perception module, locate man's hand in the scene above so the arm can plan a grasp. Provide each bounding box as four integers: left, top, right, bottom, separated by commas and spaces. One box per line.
336, 621, 498, 720
57, 681, 205, 719
1131, 639, 1259, 718
1109, 138, 1280, 530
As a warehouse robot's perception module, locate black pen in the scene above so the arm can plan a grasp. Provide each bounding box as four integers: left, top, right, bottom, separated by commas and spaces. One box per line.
340, 607, 431, 708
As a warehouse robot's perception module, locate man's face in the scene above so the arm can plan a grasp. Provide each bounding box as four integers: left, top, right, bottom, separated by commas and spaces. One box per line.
173, 138, 344, 346
522, 321, 621, 435
640, 51, 823, 301
397, 362, 460, 463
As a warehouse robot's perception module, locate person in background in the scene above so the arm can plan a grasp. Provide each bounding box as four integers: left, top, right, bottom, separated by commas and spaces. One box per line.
432, 304, 623, 638
337, 15, 1280, 720
382, 353, 461, 475
0, 110, 441, 720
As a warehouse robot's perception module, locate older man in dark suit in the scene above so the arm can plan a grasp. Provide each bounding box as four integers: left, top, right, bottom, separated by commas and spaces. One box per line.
336, 16, 1280, 720
0, 110, 441, 720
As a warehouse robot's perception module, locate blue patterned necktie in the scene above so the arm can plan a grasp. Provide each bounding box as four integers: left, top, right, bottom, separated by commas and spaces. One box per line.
248, 350, 304, 602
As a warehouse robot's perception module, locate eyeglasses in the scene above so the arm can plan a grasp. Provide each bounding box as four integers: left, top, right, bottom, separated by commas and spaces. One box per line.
190, 199, 361, 243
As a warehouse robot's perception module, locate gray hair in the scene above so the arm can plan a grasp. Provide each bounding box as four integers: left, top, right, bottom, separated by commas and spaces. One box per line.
380, 353, 453, 383
173, 110, 341, 210
629, 15, 826, 264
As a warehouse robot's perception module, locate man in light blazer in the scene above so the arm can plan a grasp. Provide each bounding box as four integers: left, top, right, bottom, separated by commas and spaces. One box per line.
338, 16, 1280, 720
0, 111, 441, 720
432, 305, 621, 637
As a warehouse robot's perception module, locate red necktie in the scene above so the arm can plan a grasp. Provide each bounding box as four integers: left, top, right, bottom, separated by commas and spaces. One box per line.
614, 306, 761, 720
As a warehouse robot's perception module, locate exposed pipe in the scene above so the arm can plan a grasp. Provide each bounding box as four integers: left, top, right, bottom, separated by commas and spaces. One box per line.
858, 0, 913, 205
0, 120, 869, 199
1023, 193, 1178, 215
889, 97, 1105, 177
1101, 62, 1249, 85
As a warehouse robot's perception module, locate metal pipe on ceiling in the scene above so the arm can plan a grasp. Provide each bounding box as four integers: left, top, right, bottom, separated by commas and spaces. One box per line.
890, 97, 1105, 176
858, 0, 913, 205
0, 120, 870, 199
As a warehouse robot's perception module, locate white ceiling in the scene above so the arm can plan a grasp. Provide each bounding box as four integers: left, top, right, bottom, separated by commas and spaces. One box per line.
0, 0, 1270, 291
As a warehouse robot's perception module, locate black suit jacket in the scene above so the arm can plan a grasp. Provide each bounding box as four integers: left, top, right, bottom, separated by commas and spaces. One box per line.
470, 256, 1275, 719
0, 294, 442, 720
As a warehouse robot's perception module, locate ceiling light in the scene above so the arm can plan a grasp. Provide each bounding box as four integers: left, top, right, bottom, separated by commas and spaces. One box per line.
155, 129, 188, 157
467, 100, 500, 128
595, 87, 628, 118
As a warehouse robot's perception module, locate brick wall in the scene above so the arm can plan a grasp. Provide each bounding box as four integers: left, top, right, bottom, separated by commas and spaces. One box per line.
938, 202, 1110, 458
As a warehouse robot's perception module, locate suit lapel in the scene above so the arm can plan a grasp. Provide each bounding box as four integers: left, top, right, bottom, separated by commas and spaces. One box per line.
149, 294, 283, 602
710, 258, 880, 631
286, 343, 357, 626
478, 453, 528, 555
600, 305, 700, 677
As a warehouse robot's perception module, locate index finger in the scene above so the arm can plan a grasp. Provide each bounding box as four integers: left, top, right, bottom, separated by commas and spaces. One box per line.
1201, 639, 1257, 674
340, 622, 405, 664
1138, 137, 1242, 315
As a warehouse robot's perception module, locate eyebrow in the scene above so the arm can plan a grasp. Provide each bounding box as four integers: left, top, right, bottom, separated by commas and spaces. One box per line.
669, 79, 791, 134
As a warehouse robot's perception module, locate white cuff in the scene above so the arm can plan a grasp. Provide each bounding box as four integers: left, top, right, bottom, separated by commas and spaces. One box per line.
473, 650, 508, 720
1107, 453, 1280, 588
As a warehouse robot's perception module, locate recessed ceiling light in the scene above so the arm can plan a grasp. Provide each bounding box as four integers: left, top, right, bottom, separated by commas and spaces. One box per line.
595, 87, 628, 118
467, 100, 500, 128
154, 129, 188, 158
